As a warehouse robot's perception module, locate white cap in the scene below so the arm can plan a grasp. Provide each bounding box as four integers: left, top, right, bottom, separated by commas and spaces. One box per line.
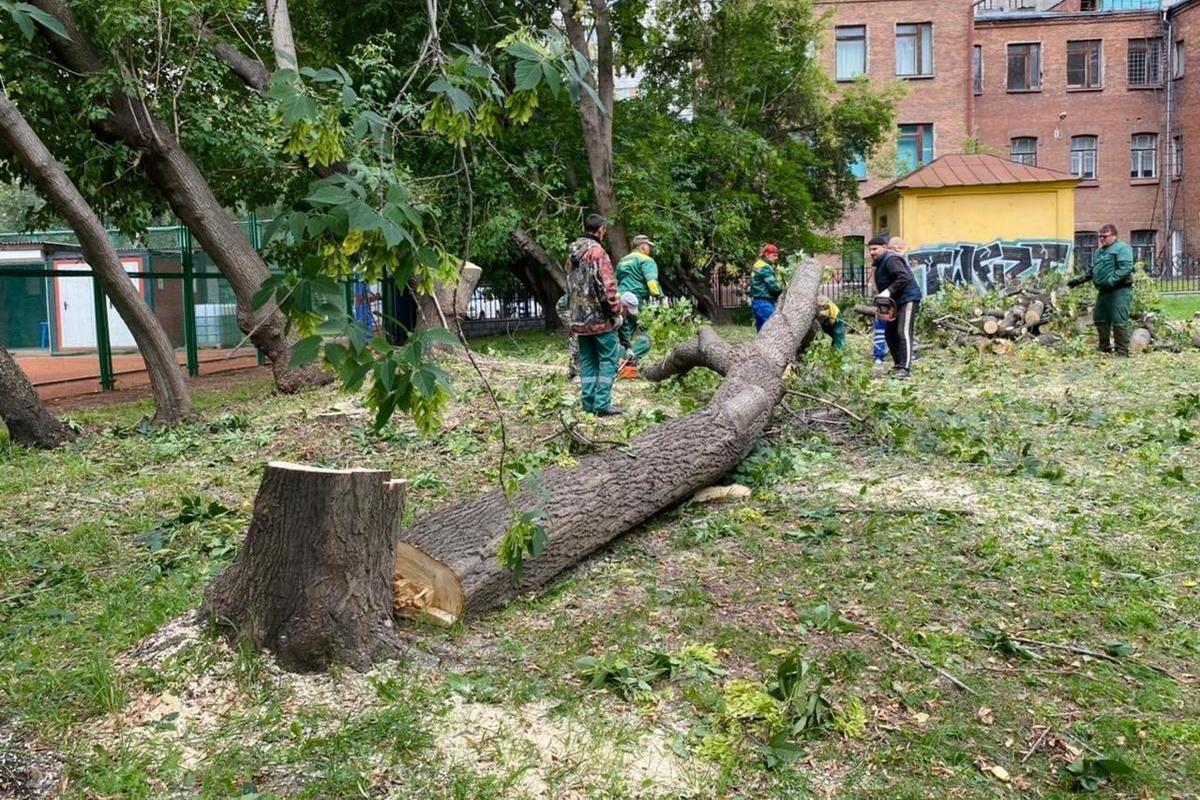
621, 292, 639, 312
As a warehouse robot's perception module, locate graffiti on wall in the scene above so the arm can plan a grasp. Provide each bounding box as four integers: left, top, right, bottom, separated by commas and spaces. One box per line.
908, 239, 1073, 296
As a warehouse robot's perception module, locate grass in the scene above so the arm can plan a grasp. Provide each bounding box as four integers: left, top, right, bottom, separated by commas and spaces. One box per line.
1, 326, 1198, 798
1158, 292, 1200, 321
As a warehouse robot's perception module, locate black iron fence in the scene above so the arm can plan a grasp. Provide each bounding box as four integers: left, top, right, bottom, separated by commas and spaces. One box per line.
1145, 257, 1200, 294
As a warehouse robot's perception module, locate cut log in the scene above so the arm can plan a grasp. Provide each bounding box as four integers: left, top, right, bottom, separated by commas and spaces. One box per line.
1130, 327, 1152, 353
954, 334, 989, 352
852, 304, 877, 318
415, 262, 483, 330
984, 308, 1006, 320
392, 262, 824, 624
1192, 332, 1200, 349
1024, 300, 1045, 327
202, 463, 406, 672
975, 316, 1001, 336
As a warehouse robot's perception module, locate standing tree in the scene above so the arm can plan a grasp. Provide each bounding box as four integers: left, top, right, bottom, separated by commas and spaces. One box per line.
0, 89, 193, 425
0, 344, 75, 448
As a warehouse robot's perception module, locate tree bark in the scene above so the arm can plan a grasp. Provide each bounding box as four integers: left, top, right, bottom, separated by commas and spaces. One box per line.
0, 345, 76, 448
29, 0, 325, 394
392, 261, 822, 624
509, 229, 568, 331
263, 0, 297, 69
559, 0, 629, 260
0, 91, 193, 425
413, 262, 483, 330
202, 463, 406, 672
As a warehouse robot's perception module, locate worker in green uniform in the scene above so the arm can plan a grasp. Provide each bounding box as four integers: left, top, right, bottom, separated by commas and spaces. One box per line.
615, 234, 662, 377
750, 243, 783, 331
816, 295, 845, 350
1069, 223, 1135, 356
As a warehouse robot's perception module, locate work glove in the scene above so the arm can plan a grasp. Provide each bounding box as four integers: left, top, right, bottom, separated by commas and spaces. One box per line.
1067, 274, 1090, 289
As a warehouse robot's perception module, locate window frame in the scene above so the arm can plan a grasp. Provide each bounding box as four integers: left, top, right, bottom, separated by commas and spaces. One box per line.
1172, 38, 1185, 79
973, 44, 983, 94
1010, 137, 1038, 166
1070, 135, 1099, 181
1127, 38, 1163, 88
1172, 135, 1183, 180
897, 123, 935, 175
1130, 132, 1158, 180
895, 22, 934, 78
1066, 39, 1102, 90
1075, 231, 1099, 270
835, 25, 868, 82
1131, 229, 1156, 270
1007, 42, 1042, 92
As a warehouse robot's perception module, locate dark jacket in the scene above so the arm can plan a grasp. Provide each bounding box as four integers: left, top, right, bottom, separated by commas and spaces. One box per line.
873, 251, 922, 304
566, 234, 621, 335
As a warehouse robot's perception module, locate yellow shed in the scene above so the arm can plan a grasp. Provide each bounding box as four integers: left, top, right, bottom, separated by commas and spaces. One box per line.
863, 153, 1079, 295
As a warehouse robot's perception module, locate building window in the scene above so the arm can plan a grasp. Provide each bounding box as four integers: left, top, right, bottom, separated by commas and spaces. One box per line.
1170, 230, 1184, 271
1067, 40, 1102, 88
849, 153, 867, 181
842, 236, 866, 283
897, 123, 934, 175
973, 45, 983, 94
1011, 137, 1037, 166
895, 23, 933, 77
1128, 38, 1162, 87
1130, 133, 1157, 179
1075, 231, 1098, 269
1071, 135, 1098, 180
1132, 229, 1156, 270
1081, 0, 1098, 9
1172, 39, 1185, 79
1173, 135, 1183, 179
836, 26, 867, 81
1007, 43, 1041, 91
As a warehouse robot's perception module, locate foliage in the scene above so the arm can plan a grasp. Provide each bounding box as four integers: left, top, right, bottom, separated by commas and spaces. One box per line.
1059, 755, 1135, 792
640, 298, 701, 359
576, 642, 726, 699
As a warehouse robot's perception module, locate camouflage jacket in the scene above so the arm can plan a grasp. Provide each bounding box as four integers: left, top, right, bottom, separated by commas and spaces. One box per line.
566, 235, 621, 335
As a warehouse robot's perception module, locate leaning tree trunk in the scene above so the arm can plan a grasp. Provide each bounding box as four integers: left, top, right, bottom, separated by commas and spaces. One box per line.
391, 261, 822, 625
202, 463, 406, 672
31, 0, 325, 394
510, 229, 568, 331
0, 345, 76, 448
264, 0, 297, 69
0, 91, 193, 425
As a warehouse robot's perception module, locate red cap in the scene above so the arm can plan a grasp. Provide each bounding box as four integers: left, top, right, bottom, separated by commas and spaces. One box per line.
761, 243, 779, 257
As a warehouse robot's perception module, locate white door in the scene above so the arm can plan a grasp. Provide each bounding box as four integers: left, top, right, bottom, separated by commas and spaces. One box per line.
55, 259, 143, 349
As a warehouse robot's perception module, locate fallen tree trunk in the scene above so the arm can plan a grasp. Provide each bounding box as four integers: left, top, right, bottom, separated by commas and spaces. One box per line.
202, 463, 406, 672
392, 261, 822, 625
414, 262, 483, 330
0, 344, 77, 448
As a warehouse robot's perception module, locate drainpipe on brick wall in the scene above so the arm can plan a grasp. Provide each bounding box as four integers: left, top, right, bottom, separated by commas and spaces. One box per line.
1163, 8, 1175, 275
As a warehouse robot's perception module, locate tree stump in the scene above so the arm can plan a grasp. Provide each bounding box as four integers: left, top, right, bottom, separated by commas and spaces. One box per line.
202, 462, 406, 672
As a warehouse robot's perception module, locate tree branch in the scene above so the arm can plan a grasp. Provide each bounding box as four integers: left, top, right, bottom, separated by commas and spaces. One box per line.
642, 325, 734, 381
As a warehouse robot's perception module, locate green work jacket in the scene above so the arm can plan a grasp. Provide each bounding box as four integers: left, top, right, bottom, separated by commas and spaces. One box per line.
616, 252, 660, 305
750, 259, 782, 300
1091, 240, 1135, 291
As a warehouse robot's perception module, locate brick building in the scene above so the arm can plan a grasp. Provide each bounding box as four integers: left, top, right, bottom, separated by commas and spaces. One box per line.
818, 0, 1199, 276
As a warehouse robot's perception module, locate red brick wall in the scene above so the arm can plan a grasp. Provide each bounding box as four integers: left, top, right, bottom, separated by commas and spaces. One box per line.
973, 11, 1168, 252
814, 0, 976, 261
1171, 1, 1200, 264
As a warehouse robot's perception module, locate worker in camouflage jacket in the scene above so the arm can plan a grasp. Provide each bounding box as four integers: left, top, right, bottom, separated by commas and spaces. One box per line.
566, 214, 624, 416
1069, 223, 1135, 356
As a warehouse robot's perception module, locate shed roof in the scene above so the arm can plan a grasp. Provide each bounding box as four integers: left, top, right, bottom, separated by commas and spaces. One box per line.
863, 153, 1078, 203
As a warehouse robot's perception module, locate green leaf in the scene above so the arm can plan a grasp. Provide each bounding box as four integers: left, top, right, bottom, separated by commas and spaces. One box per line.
506, 40, 543, 62
323, 342, 348, 367
288, 335, 323, 367
251, 276, 281, 311
542, 61, 562, 98
300, 66, 345, 84
514, 59, 543, 91
11, 3, 67, 40
306, 184, 353, 206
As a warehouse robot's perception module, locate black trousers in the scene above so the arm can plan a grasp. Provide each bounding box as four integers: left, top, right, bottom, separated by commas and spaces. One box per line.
884, 300, 919, 369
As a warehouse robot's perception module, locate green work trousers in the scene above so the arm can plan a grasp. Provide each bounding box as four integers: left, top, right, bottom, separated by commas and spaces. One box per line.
821, 318, 846, 351
1093, 287, 1132, 356
579, 331, 619, 413
618, 317, 651, 362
